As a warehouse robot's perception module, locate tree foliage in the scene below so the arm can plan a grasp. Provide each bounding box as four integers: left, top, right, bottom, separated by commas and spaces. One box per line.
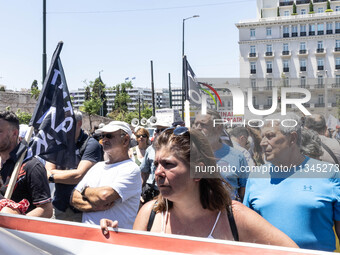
82, 77, 107, 116
16, 109, 32, 124
30, 80, 40, 100
111, 81, 133, 113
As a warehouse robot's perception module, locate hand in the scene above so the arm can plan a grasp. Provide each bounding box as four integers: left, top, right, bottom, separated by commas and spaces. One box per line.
100, 219, 118, 237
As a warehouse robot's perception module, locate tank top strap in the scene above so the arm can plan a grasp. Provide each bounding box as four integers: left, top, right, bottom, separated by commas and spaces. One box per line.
207, 211, 221, 238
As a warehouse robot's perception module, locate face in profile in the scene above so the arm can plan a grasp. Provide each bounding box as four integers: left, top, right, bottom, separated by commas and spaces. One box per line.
0, 119, 16, 153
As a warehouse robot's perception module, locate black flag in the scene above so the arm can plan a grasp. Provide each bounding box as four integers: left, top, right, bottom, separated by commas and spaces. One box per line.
28, 42, 76, 168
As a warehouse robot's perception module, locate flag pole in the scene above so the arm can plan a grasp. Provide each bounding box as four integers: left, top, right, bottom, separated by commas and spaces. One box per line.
4, 126, 34, 199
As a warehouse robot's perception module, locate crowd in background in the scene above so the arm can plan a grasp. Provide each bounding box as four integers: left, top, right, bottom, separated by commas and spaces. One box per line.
0, 109, 340, 252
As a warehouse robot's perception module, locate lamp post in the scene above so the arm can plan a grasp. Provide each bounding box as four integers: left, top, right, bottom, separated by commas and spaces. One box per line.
181, 15, 199, 119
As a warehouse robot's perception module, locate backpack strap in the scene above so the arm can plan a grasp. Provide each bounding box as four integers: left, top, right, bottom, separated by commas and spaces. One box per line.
147, 201, 158, 231
227, 206, 239, 241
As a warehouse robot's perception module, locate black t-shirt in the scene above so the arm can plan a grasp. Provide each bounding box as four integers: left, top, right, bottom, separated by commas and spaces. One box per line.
53, 130, 103, 212
0, 143, 51, 213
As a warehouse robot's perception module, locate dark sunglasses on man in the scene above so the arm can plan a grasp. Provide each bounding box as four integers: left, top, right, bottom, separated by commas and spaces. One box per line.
136, 134, 148, 139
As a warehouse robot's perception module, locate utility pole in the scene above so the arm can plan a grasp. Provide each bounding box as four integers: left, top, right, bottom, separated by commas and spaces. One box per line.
151, 60, 155, 116
168, 73, 172, 108
42, 0, 47, 83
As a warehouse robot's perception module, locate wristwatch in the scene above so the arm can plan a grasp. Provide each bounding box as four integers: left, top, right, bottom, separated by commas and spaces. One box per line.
48, 174, 55, 183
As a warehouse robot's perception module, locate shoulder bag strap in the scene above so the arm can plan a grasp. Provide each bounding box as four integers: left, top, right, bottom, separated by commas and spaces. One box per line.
227, 206, 239, 241
147, 201, 157, 231
321, 142, 340, 165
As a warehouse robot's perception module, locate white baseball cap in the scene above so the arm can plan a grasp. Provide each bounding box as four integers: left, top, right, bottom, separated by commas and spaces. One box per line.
95, 121, 132, 137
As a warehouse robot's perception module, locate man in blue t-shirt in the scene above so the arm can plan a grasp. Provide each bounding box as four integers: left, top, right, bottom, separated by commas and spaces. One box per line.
193, 110, 248, 201
45, 111, 103, 222
243, 113, 340, 251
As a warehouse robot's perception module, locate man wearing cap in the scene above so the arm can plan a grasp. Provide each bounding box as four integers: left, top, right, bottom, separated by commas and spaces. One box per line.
45, 111, 103, 222
71, 121, 142, 228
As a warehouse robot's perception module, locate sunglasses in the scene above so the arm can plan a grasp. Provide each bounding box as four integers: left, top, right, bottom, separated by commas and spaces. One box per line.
100, 133, 125, 139
155, 128, 167, 134
136, 134, 148, 139
165, 126, 189, 136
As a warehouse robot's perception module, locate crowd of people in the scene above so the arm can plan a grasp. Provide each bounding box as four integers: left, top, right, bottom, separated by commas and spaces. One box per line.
0, 109, 339, 252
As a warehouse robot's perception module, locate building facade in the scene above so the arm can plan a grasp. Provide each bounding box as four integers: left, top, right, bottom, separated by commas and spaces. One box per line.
236, 0, 340, 116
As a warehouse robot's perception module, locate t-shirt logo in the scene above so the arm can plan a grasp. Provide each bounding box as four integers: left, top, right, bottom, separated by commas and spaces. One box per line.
303, 185, 313, 191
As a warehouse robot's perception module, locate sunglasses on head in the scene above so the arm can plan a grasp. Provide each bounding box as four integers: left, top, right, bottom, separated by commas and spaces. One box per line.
166, 126, 189, 136
136, 134, 148, 138
155, 128, 167, 134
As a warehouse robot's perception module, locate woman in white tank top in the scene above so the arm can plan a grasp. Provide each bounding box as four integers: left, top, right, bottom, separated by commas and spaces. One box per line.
101, 128, 297, 247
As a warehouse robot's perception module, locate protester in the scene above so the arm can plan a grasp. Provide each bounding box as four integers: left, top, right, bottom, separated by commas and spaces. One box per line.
300, 128, 323, 160
246, 126, 264, 166
128, 127, 150, 166
71, 121, 141, 228
0, 111, 52, 218
243, 113, 340, 251
229, 127, 255, 167
304, 114, 340, 165
45, 110, 103, 222
101, 128, 297, 248
192, 110, 248, 201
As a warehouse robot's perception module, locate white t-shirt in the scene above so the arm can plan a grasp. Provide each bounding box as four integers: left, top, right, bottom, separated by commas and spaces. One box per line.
75, 159, 142, 229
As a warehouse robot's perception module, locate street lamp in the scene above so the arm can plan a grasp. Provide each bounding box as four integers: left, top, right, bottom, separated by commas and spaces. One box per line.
181, 15, 199, 119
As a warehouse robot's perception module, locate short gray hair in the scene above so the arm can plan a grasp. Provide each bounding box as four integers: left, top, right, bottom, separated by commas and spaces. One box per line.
74, 110, 83, 122
264, 112, 302, 146
304, 114, 326, 134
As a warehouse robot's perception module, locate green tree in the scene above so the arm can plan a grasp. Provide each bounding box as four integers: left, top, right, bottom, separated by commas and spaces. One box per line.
0, 86, 5, 91
277, 7, 280, 17
327, 0, 331, 10
292, 3, 297, 14
309, 2, 314, 13
16, 109, 32, 124
111, 81, 133, 113
30, 80, 40, 100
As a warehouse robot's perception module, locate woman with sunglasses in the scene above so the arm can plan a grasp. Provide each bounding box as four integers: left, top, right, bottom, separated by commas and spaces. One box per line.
129, 128, 150, 166
101, 128, 297, 247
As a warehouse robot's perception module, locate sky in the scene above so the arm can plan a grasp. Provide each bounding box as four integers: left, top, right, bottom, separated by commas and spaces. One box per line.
0, 0, 256, 92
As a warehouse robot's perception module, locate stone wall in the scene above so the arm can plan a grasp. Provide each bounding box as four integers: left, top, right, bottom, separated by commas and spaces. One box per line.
0, 91, 37, 113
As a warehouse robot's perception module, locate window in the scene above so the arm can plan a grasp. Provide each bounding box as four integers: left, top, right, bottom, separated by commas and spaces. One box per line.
250, 62, 256, 73
251, 79, 256, 88
318, 76, 324, 86
300, 59, 307, 69
336, 40, 340, 48
266, 27, 272, 36
283, 77, 289, 87
292, 26, 298, 33
283, 60, 289, 68
266, 44, 272, 53
337, 22, 340, 29
318, 94, 324, 104
300, 76, 306, 87
283, 26, 289, 34
300, 25, 306, 32
336, 58, 340, 68
336, 6, 340, 12
317, 58, 324, 67
309, 24, 315, 35
250, 45, 256, 55
283, 43, 289, 52
301, 9, 306, 15
267, 78, 272, 89
284, 10, 290, 16
336, 75, 340, 86
252, 96, 257, 106
267, 96, 272, 106
317, 41, 323, 49
267, 61, 272, 69
250, 29, 255, 37
318, 8, 324, 13
327, 23, 333, 30
317, 23, 324, 35
300, 42, 306, 50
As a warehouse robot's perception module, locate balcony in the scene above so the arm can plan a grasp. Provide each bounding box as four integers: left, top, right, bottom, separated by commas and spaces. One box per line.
300, 66, 307, 71
265, 52, 274, 58
309, 31, 315, 36
300, 32, 307, 36
267, 68, 273, 73
250, 69, 256, 74
326, 30, 333, 34
332, 83, 340, 88
248, 53, 258, 59
298, 49, 308, 57
302, 103, 310, 108
283, 67, 290, 72
315, 48, 326, 56
334, 47, 340, 54
296, 0, 310, 3
283, 33, 290, 38
317, 31, 324, 35
316, 84, 324, 88
336, 65, 340, 69
281, 51, 291, 58
279, 1, 294, 6
336, 29, 340, 33
313, 0, 326, 2
317, 65, 324, 70
265, 86, 273, 91
315, 103, 325, 108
